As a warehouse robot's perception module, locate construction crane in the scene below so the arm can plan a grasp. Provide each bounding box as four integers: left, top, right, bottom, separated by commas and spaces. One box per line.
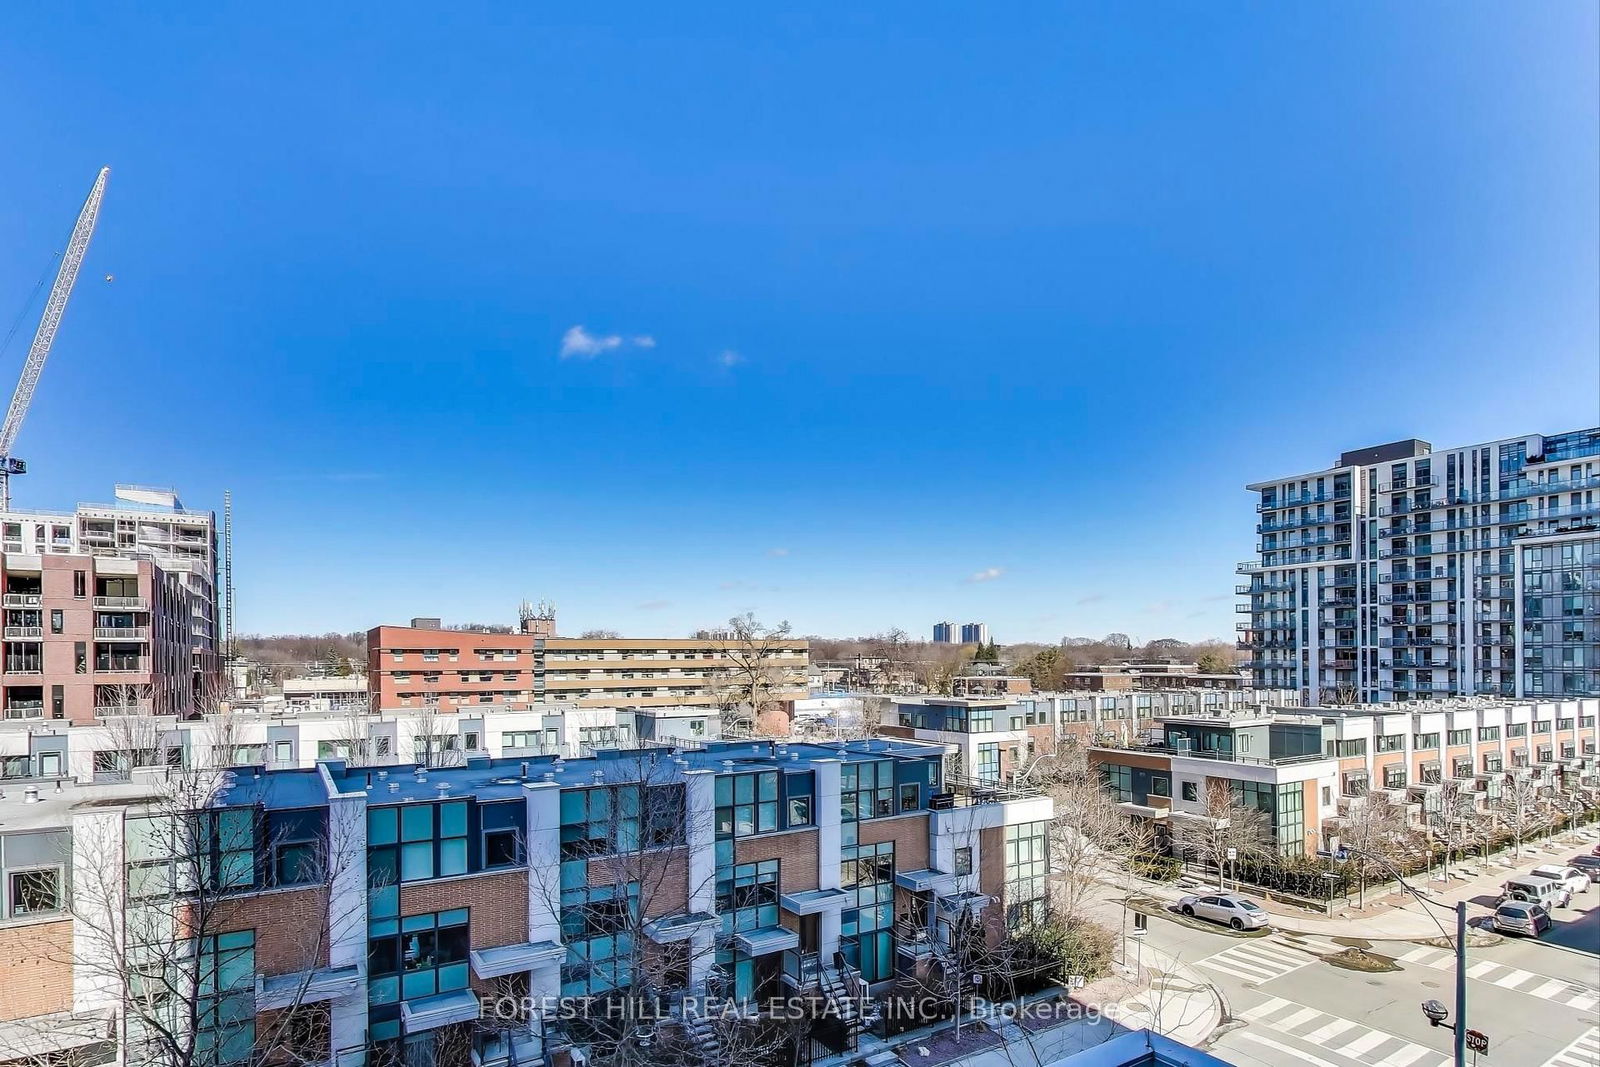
0, 167, 110, 511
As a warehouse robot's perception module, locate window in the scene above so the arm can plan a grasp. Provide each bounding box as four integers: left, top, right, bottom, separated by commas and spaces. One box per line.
368, 800, 469, 886
9, 868, 60, 916
840, 841, 894, 983
1005, 821, 1049, 925
1558, 718, 1575, 731
366, 909, 469, 1007
688, 719, 706, 736
273, 741, 292, 763
1149, 775, 1171, 798
1533, 720, 1552, 734
1181, 781, 1198, 802
1447, 729, 1470, 746
1377, 734, 1404, 753
48, 610, 62, 635
463, 731, 480, 751
1508, 723, 1528, 738
974, 743, 1001, 783
267, 809, 323, 887
196, 931, 255, 1067
481, 801, 524, 869
1478, 726, 1500, 742
1102, 764, 1134, 804
73, 642, 86, 675
716, 771, 779, 837
1452, 757, 1472, 778
1336, 739, 1367, 757
716, 859, 779, 934
840, 760, 896, 822
72, 570, 85, 599
954, 847, 972, 876
1483, 752, 1502, 773
1414, 732, 1439, 750
1383, 766, 1406, 790
50, 685, 62, 720
786, 771, 814, 828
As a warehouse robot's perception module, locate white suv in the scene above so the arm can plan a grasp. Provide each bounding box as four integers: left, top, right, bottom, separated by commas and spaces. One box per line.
1530, 865, 1591, 897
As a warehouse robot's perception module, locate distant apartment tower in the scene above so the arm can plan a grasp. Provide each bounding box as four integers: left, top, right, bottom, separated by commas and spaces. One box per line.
0, 485, 219, 722
932, 621, 956, 643
1240, 427, 1600, 704
960, 622, 990, 645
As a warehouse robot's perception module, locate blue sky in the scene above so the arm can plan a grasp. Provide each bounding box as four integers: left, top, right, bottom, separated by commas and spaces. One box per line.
0, 3, 1595, 642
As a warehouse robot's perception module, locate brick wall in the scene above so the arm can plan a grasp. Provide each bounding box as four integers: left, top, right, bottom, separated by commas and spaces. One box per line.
588, 850, 689, 918
215, 888, 329, 977
977, 827, 1007, 943
735, 830, 819, 893
401, 870, 529, 948
0, 918, 72, 1021
859, 815, 929, 872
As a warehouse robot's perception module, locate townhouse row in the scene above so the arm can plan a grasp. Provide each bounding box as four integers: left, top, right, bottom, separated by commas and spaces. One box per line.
1085, 697, 1600, 857
0, 737, 1051, 1067
0, 702, 724, 787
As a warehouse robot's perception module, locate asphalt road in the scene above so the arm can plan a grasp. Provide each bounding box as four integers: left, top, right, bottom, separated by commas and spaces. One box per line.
1130, 877, 1600, 1067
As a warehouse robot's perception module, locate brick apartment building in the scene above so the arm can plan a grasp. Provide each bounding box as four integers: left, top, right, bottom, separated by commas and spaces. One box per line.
0, 486, 219, 725
0, 737, 1051, 1067
367, 619, 807, 717
1087, 697, 1600, 859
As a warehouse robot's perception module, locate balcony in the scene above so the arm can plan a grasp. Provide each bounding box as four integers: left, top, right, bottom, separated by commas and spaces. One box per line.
3, 626, 42, 639
95, 661, 147, 675
3, 700, 43, 718
94, 702, 151, 717
1475, 563, 1515, 577
1236, 561, 1263, 575
94, 626, 149, 640
94, 596, 148, 611
0, 594, 41, 608
1237, 579, 1295, 594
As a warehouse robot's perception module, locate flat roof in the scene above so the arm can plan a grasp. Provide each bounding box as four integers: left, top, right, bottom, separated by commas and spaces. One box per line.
315, 737, 947, 806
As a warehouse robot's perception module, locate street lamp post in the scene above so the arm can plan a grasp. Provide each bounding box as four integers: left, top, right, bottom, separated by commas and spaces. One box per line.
1341, 847, 1471, 1067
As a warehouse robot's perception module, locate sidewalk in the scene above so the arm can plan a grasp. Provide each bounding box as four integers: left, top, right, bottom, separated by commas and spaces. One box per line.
1129, 829, 1600, 941
1081, 936, 1224, 1048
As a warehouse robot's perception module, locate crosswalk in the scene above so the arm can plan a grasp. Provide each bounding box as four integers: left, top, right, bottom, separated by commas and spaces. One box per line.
1240, 996, 1452, 1067
1394, 945, 1600, 1011
1544, 1027, 1600, 1067
1194, 938, 1316, 983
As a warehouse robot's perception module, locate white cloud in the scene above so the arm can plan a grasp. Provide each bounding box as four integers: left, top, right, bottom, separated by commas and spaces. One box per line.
967, 567, 1004, 583
636, 599, 672, 611
1076, 593, 1105, 606
767, 547, 790, 557
560, 325, 655, 359
716, 349, 744, 367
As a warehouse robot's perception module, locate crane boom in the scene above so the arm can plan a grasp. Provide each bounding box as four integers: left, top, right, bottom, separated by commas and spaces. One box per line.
0, 166, 110, 510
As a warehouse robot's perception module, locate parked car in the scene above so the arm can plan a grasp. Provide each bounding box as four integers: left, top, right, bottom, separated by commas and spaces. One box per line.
1492, 901, 1552, 937
1178, 893, 1270, 930
1569, 856, 1600, 882
1501, 875, 1570, 910
1529, 865, 1591, 896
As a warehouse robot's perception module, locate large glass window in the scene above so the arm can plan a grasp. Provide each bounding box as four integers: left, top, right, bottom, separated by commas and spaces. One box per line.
840, 842, 894, 982
974, 743, 1001, 783
841, 760, 896, 821
367, 909, 469, 1009
715, 772, 778, 837
196, 930, 255, 1067
559, 882, 637, 998
1005, 821, 1049, 924
717, 860, 779, 934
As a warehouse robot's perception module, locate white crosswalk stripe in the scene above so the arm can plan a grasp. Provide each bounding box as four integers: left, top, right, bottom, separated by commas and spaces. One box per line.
1239, 995, 1451, 1067
1195, 939, 1315, 982
1544, 1026, 1600, 1067
1397, 946, 1600, 1011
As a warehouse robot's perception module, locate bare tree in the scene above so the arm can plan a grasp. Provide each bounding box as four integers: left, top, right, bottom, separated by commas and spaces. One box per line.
1171, 782, 1272, 890
1336, 793, 1413, 908
407, 702, 464, 769
1493, 775, 1546, 860
35, 760, 352, 1067
710, 614, 796, 738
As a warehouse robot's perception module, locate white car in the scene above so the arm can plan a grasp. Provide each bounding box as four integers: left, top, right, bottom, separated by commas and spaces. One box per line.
1178, 892, 1270, 930
1530, 865, 1591, 896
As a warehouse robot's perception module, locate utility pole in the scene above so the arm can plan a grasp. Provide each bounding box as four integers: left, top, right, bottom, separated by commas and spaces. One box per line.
1453, 901, 1467, 1067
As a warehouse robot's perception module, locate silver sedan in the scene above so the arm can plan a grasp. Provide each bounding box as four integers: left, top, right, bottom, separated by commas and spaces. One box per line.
1178, 892, 1271, 930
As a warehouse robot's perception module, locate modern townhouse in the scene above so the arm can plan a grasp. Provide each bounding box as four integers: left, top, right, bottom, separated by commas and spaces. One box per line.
882, 689, 1301, 785
0, 737, 1052, 1067
1086, 697, 1600, 860
1239, 425, 1600, 704
0, 703, 727, 786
